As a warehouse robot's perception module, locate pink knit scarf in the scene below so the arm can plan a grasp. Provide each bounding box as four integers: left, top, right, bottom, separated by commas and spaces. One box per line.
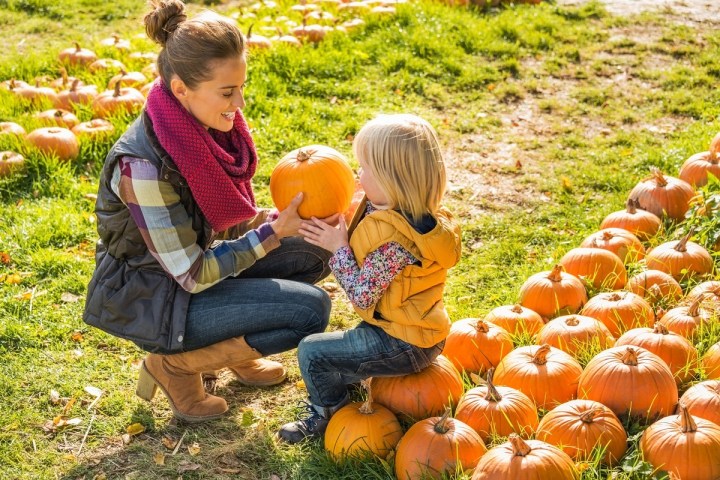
145, 80, 258, 232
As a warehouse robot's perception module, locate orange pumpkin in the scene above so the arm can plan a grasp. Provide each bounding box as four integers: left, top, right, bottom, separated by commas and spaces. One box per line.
58, 42, 97, 65
679, 132, 720, 187
702, 342, 720, 379
559, 247, 627, 290
12, 81, 58, 105
493, 344, 582, 410
518, 265, 587, 320
536, 399, 627, 466
685, 280, 720, 305
72, 119, 115, 138
247, 24, 272, 49
395, 409, 487, 480
100, 34, 131, 51
580, 291, 655, 337
536, 315, 615, 357
372, 355, 463, 420
660, 294, 715, 339
483, 304, 544, 336
579, 228, 645, 264
626, 269, 683, 306
578, 346, 678, 420
471, 434, 577, 480
34, 109, 80, 129
92, 83, 145, 119
270, 145, 355, 219
0, 151, 24, 177
324, 381, 402, 460
645, 232, 713, 281
54, 79, 98, 110
599, 198, 662, 241
628, 167, 695, 222
88, 58, 128, 74
615, 323, 698, 385
679, 380, 720, 426
455, 368, 539, 443
640, 404, 720, 480
108, 70, 148, 90
0, 121, 26, 137
442, 319, 512, 375
26, 127, 79, 161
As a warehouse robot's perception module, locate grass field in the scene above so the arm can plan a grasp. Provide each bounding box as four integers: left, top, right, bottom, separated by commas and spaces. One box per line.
1, 0, 719, 478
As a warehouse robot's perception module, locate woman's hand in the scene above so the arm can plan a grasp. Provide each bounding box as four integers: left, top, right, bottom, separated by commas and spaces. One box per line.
299, 215, 349, 253
270, 193, 304, 239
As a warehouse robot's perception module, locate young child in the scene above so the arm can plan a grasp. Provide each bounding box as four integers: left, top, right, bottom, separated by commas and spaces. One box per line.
278, 113, 462, 443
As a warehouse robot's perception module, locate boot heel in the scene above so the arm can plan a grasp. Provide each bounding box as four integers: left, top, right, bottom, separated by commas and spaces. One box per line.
136, 362, 158, 401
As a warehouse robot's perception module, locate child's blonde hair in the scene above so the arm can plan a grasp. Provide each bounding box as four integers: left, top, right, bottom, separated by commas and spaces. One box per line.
353, 114, 446, 223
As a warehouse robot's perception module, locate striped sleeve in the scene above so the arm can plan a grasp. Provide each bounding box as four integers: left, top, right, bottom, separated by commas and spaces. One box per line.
113, 156, 280, 293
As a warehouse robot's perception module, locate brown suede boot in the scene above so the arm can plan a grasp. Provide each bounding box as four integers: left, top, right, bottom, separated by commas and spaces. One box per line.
228, 359, 287, 386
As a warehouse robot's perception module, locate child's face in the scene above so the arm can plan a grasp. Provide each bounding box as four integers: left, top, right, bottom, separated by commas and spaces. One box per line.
358, 155, 389, 208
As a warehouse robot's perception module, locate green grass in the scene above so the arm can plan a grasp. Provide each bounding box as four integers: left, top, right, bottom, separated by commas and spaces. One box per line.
2, 0, 720, 478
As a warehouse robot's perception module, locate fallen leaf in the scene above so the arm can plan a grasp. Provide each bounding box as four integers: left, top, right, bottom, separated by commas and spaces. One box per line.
153, 452, 166, 465
187, 442, 201, 456
177, 461, 201, 473
92, 472, 107, 480
126, 423, 145, 436
295, 380, 305, 389
0, 252, 10, 264
63, 397, 76, 414
121, 433, 132, 445
71, 331, 84, 342
161, 436, 178, 450
5, 273, 21, 285
218, 468, 242, 474
49, 390, 61, 405
61, 292, 82, 303
84, 386, 102, 398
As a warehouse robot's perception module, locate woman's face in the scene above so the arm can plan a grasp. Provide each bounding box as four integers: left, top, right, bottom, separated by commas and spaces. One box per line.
172, 55, 247, 132
358, 155, 389, 208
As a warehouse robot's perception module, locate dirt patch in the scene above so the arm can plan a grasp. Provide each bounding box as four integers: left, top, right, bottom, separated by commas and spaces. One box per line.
558, 0, 720, 24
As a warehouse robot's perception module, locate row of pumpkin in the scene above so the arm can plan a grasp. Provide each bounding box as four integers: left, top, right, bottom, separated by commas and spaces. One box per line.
321, 133, 720, 479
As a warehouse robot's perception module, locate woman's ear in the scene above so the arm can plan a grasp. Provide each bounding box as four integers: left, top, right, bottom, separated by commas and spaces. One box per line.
170, 76, 188, 98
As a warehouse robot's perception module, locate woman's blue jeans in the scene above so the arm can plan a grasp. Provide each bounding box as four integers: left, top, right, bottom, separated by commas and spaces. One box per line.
297, 321, 444, 408
181, 237, 333, 355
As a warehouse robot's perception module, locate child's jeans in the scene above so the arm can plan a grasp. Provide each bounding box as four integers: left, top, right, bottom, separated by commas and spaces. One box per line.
297, 321, 445, 408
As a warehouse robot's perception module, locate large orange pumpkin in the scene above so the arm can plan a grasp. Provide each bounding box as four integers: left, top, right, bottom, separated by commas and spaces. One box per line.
518, 265, 587, 320
455, 368, 539, 443
536, 315, 615, 357
599, 198, 661, 241
471, 434, 577, 480
614, 323, 698, 385
660, 294, 715, 339
559, 247, 627, 290
372, 355, 463, 421
679, 380, 720, 426
625, 269, 683, 306
628, 167, 695, 222
26, 127, 79, 161
580, 291, 655, 337
679, 132, 720, 188
536, 399, 627, 466
703, 342, 720, 379
640, 404, 720, 480
442, 319, 512, 375
579, 228, 645, 264
270, 145, 355, 219
394, 409, 487, 480
645, 232, 713, 281
324, 381, 403, 460
492, 344, 582, 410
483, 304, 545, 336
578, 346, 678, 420
685, 280, 720, 306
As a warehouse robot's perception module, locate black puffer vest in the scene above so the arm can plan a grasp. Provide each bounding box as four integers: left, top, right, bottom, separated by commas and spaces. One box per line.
83, 113, 213, 352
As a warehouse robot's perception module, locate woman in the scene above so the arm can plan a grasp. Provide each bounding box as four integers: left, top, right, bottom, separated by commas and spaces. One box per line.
83, 0, 335, 423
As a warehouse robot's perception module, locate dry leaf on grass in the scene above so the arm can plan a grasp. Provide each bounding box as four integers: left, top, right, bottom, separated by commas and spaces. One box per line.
187, 442, 201, 456
126, 423, 145, 436
161, 435, 178, 450
177, 461, 201, 473
153, 452, 165, 465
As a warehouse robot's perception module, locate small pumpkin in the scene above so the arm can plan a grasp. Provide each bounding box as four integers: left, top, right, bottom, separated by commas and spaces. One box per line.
559, 247, 627, 290
579, 228, 645, 264
324, 380, 403, 460
247, 24, 272, 49
0, 122, 26, 137
58, 42, 97, 66
395, 408, 486, 480
455, 368, 539, 443
518, 265, 587, 320
660, 294, 715, 339
483, 304, 544, 337
536, 315, 615, 357
578, 346, 678, 420
580, 291, 655, 337
442, 319, 512, 375
372, 355, 463, 421
26, 127, 79, 161
645, 232, 713, 281
599, 198, 662, 241
108, 70, 149, 90
269, 145, 355, 219
685, 280, 720, 305
679, 132, 720, 187
99, 34, 131, 51
0, 151, 25, 177
679, 380, 720, 426
54, 79, 98, 110
625, 269, 683, 306
492, 344, 583, 410
72, 119, 115, 138
615, 322, 698, 385
536, 399, 627, 466
628, 167, 695, 222
640, 403, 720, 480
702, 342, 720, 379
13, 80, 58, 105
88, 58, 128, 74
471, 434, 577, 480
34, 109, 80, 129
92, 83, 145, 119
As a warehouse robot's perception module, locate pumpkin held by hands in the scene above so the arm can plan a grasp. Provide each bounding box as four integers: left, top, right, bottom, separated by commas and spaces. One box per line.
270, 145, 355, 219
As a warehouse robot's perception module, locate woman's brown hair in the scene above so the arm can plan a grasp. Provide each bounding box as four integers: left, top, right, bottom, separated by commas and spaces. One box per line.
144, 0, 245, 89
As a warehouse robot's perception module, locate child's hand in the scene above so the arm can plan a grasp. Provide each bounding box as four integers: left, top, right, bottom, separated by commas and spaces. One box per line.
300, 215, 349, 253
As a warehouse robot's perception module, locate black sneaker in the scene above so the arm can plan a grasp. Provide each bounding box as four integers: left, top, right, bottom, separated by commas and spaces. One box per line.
278, 402, 330, 444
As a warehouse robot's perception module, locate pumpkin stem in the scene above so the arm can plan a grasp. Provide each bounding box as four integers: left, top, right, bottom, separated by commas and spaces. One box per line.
248, 23, 255, 38
688, 293, 706, 317
511, 304, 524, 314
678, 403, 698, 433
297, 149, 314, 162
601, 231, 614, 241
433, 407, 452, 434
532, 344, 552, 365
650, 167, 668, 187
621, 347, 639, 366
565, 316, 580, 327
626, 198, 638, 214
73, 41, 81, 52
113, 81, 122, 98
70, 79, 79, 92
547, 265, 565, 283
674, 231, 693, 253
608, 292, 622, 302
653, 322, 670, 335
60, 67, 68, 84
484, 368, 503, 403
474, 320, 490, 333
647, 283, 663, 300
358, 379, 374, 415
509, 434, 532, 457
579, 407, 605, 424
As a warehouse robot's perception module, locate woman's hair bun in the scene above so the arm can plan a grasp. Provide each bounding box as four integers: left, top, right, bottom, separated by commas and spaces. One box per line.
144, 0, 188, 47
